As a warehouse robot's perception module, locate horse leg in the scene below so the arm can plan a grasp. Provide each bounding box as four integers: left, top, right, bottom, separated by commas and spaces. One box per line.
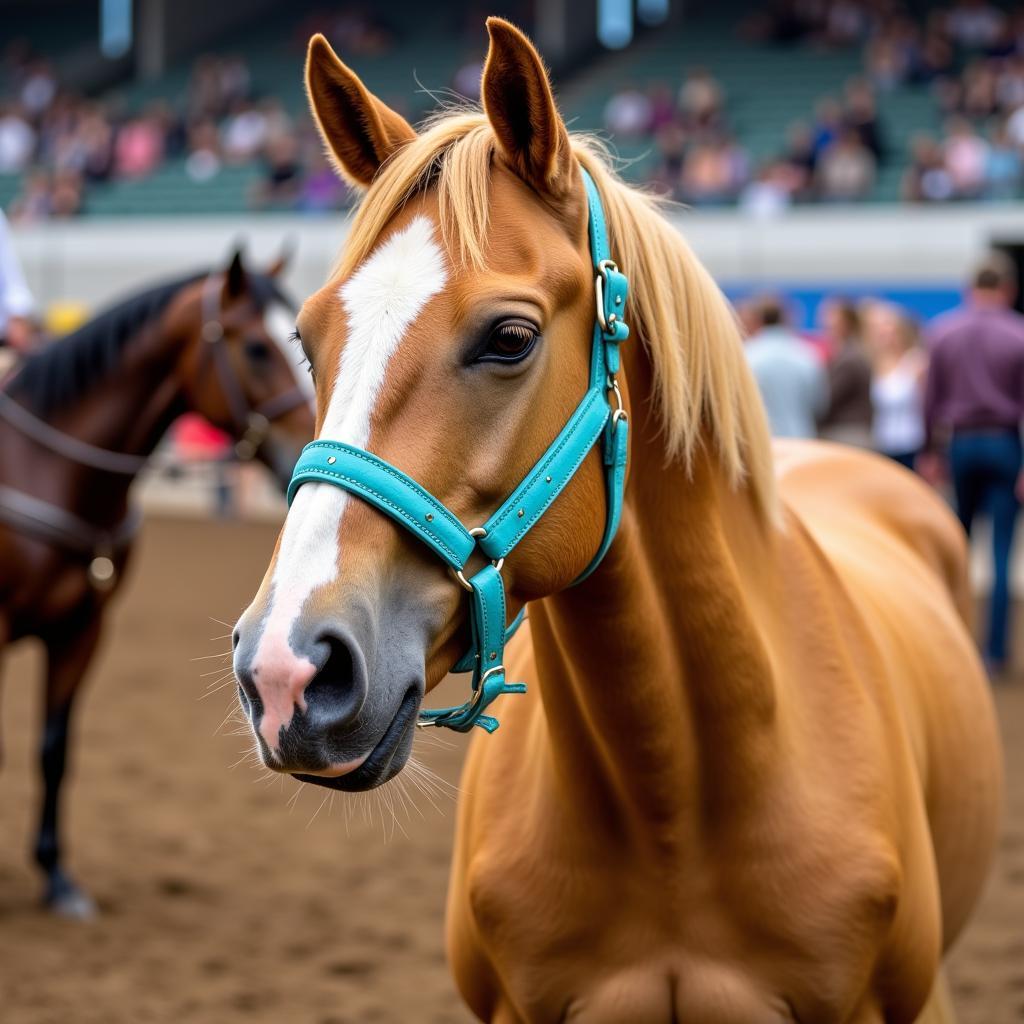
36, 609, 102, 919
912, 970, 957, 1024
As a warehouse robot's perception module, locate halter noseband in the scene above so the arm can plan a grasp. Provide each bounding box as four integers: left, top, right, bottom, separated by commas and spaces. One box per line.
286, 170, 630, 733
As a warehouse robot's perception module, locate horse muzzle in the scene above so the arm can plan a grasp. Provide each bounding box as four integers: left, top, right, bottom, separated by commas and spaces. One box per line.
232, 614, 420, 790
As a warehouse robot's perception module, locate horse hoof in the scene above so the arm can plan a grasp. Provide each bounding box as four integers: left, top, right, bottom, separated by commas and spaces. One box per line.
45, 877, 97, 921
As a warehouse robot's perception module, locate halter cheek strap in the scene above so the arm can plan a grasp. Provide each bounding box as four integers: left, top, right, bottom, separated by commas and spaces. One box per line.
287, 168, 630, 732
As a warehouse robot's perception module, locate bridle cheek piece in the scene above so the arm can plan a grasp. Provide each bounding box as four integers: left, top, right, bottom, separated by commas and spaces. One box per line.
286, 169, 630, 732
199, 277, 308, 461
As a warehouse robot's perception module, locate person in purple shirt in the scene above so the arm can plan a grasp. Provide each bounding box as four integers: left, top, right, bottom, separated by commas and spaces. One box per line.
923, 253, 1024, 674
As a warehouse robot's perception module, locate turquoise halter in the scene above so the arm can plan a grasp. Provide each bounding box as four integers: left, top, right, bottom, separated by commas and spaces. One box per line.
287, 169, 629, 733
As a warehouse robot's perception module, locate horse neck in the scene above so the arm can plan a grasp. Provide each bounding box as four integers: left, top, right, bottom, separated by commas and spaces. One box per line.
40, 310, 193, 520
530, 348, 780, 842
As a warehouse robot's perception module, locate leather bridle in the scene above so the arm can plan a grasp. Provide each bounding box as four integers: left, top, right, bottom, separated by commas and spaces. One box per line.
0, 271, 310, 588
197, 274, 309, 460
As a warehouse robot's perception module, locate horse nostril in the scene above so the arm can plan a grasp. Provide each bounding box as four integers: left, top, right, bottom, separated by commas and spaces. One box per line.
303, 629, 365, 727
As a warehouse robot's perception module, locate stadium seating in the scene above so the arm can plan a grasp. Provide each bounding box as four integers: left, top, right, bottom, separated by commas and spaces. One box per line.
8, 3, 944, 213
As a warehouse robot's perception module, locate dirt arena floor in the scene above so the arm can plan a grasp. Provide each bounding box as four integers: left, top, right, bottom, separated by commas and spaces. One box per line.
0, 516, 1021, 1024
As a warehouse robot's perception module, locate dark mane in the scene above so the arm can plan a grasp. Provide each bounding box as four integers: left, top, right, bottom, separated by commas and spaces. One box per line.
6, 270, 291, 415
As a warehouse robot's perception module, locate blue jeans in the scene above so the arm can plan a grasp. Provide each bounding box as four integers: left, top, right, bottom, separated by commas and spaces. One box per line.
949, 431, 1022, 666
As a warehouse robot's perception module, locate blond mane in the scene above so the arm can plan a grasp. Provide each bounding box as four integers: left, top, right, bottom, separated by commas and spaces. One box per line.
338, 112, 776, 522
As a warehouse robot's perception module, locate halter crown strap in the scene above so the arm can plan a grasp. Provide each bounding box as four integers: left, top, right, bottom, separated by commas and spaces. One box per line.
287, 167, 629, 732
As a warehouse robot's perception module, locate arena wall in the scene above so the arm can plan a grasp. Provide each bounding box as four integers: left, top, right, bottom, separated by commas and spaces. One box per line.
12, 204, 1024, 318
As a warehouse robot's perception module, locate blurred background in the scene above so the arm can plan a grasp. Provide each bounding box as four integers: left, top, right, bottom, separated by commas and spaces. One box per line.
1, 1, 1023, 1022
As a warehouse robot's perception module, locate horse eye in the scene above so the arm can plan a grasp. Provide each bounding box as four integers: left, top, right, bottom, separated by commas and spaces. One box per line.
478, 320, 540, 364
244, 338, 273, 363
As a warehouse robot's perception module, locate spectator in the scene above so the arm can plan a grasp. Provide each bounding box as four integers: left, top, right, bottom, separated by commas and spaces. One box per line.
943, 117, 989, 198
960, 59, 999, 119
985, 120, 1021, 198
0, 103, 34, 173
817, 128, 876, 200
19, 59, 56, 117
297, 148, 350, 213
680, 134, 748, 205
648, 123, 687, 197
945, 0, 1005, 50
817, 298, 874, 447
113, 111, 164, 179
0, 207, 36, 357
744, 295, 828, 438
844, 78, 885, 161
739, 161, 795, 217
185, 118, 222, 183
780, 120, 816, 194
678, 67, 723, 127
221, 99, 267, 163
604, 85, 653, 139
811, 97, 844, 161
249, 132, 302, 209
902, 133, 955, 201
922, 253, 1024, 674
864, 300, 927, 468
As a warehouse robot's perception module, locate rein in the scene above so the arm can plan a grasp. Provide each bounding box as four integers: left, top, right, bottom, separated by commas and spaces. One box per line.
0, 484, 140, 590
286, 170, 630, 733
0, 389, 150, 475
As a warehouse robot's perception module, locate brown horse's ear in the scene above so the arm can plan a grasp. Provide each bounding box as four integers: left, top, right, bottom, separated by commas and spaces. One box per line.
266, 237, 295, 279
225, 247, 247, 298
482, 18, 574, 197
305, 33, 416, 187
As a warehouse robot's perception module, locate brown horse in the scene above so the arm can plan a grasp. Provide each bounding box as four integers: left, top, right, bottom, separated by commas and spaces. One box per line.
0, 249, 313, 917
231, 21, 1002, 1023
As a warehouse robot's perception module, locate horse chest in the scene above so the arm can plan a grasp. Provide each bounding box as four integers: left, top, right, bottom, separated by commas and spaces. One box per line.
460, 815, 905, 1024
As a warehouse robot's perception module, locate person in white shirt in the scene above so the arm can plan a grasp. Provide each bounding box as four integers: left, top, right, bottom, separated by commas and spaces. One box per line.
744, 296, 828, 439
0, 208, 36, 354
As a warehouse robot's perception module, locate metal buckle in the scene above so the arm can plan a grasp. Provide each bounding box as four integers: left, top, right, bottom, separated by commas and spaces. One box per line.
594, 259, 619, 333
608, 374, 627, 424
451, 528, 504, 591
417, 664, 505, 728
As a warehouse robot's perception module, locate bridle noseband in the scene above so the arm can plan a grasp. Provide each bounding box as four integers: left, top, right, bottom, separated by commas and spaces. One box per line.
199, 275, 309, 460
287, 170, 630, 733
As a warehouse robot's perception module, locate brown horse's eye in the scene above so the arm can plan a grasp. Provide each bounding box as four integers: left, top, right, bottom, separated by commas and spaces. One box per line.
244, 338, 273, 364
480, 320, 540, 364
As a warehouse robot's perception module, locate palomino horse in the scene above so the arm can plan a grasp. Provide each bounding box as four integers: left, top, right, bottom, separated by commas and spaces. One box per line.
0, 250, 313, 916
232, 20, 1002, 1023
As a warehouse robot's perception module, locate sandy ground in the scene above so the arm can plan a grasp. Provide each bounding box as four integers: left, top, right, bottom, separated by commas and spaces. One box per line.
0, 516, 1021, 1024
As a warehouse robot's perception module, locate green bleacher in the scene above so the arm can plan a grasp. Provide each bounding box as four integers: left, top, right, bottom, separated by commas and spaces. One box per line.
558, 13, 942, 202
8, 5, 947, 214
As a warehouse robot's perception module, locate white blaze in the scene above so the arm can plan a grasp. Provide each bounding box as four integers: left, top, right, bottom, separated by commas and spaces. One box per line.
249, 215, 447, 739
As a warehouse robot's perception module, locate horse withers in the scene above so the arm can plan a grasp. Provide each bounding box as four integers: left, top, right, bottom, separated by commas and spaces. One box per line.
232, 20, 1001, 1024
0, 249, 314, 917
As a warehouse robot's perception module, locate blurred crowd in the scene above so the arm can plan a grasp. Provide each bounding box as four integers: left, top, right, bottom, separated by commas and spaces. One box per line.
605, 0, 1024, 206
742, 252, 1024, 673
0, 37, 361, 221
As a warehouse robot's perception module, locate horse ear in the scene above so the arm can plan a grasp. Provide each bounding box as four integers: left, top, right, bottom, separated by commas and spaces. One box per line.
266, 237, 296, 279
225, 247, 247, 298
305, 33, 416, 187
482, 18, 573, 197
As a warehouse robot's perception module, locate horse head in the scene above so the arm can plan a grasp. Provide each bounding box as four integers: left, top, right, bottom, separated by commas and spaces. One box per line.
232, 20, 629, 789
180, 246, 314, 490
